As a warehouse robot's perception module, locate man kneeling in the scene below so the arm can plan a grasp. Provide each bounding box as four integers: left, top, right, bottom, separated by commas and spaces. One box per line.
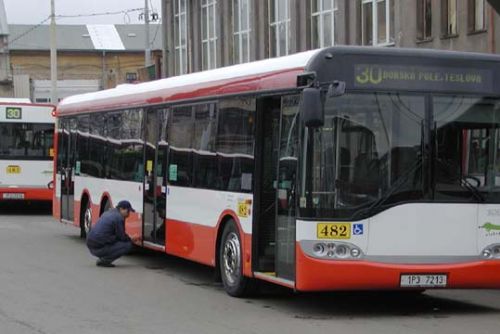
86, 200, 135, 267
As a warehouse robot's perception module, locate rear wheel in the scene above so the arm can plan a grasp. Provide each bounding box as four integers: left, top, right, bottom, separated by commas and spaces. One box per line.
219, 220, 256, 297
80, 201, 92, 239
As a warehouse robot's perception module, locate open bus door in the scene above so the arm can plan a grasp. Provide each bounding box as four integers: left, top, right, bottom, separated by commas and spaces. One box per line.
58, 118, 75, 222
254, 95, 300, 282
142, 108, 168, 247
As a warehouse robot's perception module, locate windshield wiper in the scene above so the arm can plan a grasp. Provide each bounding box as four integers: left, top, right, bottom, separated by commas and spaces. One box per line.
435, 158, 485, 202
352, 157, 423, 220
459, 176, 485, 202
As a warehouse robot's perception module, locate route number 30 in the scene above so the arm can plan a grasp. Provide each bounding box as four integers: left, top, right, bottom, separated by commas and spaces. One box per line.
6, 107, 22, 119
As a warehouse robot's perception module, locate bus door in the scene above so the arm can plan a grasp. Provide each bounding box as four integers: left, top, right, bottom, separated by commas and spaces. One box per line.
59, 118, 76, 222
275, 95, 300, 280
143, 109, 168, 246
254, 95, 299, 281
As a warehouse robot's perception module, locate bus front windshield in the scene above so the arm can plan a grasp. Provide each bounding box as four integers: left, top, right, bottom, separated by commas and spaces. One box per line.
301, 93, 500, 220
0, 123, 54, 160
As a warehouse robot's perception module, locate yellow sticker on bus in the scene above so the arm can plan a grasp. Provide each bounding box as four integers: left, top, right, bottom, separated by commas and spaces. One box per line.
237, 200, 251, 218
317, 223, 351, 239
6, 165, 21, 174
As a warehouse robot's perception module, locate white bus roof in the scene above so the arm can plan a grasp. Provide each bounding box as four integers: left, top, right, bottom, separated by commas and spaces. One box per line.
0, 98, 32, 103
59, 49, 320, 111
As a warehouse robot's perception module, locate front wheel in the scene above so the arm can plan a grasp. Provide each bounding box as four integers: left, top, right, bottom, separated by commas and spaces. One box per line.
80, 202, 92, 239
219, 221, 255, 297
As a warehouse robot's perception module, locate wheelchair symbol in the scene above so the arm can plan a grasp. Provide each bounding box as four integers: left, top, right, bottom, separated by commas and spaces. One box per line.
353, 224, 364, 235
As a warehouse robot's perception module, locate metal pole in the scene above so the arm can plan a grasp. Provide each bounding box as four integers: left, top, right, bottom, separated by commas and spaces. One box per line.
145, 0, 152, 67
50, 0, 58, 104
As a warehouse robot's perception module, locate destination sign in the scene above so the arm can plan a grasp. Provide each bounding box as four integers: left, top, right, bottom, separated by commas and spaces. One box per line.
354, 64, 494, 93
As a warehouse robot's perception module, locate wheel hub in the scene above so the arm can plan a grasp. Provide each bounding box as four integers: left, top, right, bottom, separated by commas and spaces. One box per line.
223, 232, 241, 285
84, 207, 92, 234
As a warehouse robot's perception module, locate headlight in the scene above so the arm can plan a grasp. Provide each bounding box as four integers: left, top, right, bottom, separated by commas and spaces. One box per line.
305, 240, 364, 260
313, 243, 326, 257
481, 244, 500, 259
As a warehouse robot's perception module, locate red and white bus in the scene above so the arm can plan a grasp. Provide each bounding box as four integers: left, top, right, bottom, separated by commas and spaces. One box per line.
0, 99, 55, 202
54, 47, 500, 296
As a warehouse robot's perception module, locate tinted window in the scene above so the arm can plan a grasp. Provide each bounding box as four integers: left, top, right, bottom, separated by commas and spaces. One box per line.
106, 110, 143, 182
216, 98, 255, 192
0, 122, 54, 160
193, 104, 218, 188
88, 114, 106, 178
76, 115, 89, 176
168, 106, 193, 186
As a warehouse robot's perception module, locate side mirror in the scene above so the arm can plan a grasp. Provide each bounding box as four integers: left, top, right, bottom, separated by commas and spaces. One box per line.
300, 87, 324, 128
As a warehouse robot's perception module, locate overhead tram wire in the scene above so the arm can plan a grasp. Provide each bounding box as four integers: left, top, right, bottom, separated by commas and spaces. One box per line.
9, 16, 51, 44
56, 8, 143, 19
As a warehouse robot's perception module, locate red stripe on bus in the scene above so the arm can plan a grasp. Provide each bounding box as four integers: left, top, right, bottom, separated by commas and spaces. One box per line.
295, 243, 500, 291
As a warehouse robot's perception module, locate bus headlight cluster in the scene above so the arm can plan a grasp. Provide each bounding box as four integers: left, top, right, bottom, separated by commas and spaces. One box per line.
311, 241, 363, 260
481, 244, 500, 259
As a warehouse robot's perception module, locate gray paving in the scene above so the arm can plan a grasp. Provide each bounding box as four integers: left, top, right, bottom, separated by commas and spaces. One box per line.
1, 204, 500, 334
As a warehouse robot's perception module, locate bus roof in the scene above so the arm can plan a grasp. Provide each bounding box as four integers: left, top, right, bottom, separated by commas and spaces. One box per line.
57, 49, 321, 115
57, 46, 500, 116
0, 98, 31, 103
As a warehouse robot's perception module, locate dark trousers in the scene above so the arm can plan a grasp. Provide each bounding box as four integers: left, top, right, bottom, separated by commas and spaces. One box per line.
87, 240, 133, 263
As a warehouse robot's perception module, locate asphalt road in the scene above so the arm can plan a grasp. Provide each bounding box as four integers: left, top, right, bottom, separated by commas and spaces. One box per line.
1, 203, 500, 334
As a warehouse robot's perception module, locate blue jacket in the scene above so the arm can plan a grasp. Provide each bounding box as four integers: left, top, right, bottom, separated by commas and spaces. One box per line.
87, 209, 130, 248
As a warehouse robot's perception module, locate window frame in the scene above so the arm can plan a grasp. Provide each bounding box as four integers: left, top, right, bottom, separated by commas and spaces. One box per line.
232, 0, 251, 64
360, 0, 395, 46
174, 0, 188, 75
269, 0, 291, 57
416, 0, 433, 41
201, 0, 218, 70
441, 0, 458, 37
311, 0, 338, 48
468, 0, 486, 33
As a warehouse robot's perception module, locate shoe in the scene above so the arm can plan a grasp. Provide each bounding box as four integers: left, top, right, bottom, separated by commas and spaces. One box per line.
96, 259, 115, 267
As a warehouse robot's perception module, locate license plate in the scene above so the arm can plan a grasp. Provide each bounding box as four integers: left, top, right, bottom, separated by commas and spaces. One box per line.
6, 165, 21, 174
2, 193, 25, 200
400, 274, 447, 288
317, 223, 351, 239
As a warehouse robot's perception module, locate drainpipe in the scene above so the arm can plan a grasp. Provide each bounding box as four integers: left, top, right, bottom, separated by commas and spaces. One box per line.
489, 5, 496, 53
101, 50, 106, 89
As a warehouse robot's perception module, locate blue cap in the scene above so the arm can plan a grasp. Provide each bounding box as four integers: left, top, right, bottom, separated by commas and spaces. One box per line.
116, 200, 135, 212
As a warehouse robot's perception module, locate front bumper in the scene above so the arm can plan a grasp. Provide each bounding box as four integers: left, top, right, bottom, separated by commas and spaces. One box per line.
295, 244, 500, 291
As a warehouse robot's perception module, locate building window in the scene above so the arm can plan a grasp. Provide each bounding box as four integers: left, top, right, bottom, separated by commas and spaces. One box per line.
361, 0, 395, 46
417, 0, 432, 40
469, 0, 486, 32
174, 0, 188, 75
269, 0, 291, 57
201, 0, 217, 70
125, 72, 138, 82
311, 0, 338, 48
233, 0, 251, 64
441, 0, 458, 36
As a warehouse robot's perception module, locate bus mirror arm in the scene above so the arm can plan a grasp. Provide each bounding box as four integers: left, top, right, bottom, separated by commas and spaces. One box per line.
327, 81, 346, 98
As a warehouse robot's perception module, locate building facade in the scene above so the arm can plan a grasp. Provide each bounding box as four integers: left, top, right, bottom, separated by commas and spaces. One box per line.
9, 24, 162, 103
0, 0, 12, 97
161, 0, 500, 77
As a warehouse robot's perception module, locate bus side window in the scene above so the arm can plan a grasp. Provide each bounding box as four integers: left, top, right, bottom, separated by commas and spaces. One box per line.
167, 106, 193, 187
216, 98, 255, 193
193, 103, 218, 189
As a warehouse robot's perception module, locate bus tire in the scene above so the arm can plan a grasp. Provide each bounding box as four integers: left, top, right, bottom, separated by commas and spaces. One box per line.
100, 198, 111, 216
80, 201, 92, 239
219, 220, 255, 297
